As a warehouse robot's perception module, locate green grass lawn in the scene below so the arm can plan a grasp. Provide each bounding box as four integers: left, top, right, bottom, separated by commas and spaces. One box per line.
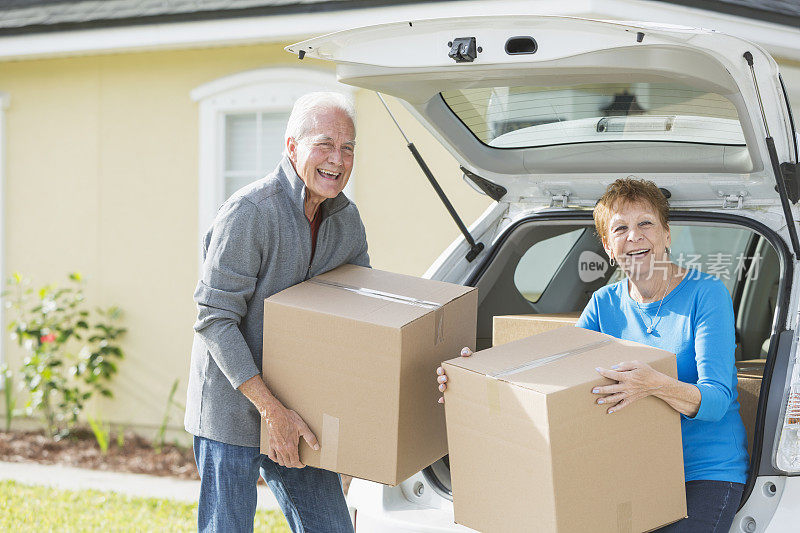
0, 480, 290, 532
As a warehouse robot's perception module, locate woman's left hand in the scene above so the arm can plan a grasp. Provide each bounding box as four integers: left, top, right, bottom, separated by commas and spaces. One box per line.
592, 361, 666, 414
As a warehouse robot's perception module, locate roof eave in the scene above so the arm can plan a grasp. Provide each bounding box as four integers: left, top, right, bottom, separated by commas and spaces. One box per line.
0, 0, 798, 63
0, 0, 446, 37
654, 0, 800, 30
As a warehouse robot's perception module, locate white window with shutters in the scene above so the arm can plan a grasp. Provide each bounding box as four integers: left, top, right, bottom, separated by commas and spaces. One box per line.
190, 68, 353, 265
223, 112, 289, 199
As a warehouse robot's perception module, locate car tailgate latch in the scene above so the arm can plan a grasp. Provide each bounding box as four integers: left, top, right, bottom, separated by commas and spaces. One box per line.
550, 192, 570, 208
448, 37, 479, 63
721, 193, 744, 209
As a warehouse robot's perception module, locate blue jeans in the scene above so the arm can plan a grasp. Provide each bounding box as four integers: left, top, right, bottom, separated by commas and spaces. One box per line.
193, 435, 354, 533
654, 480, 745, 532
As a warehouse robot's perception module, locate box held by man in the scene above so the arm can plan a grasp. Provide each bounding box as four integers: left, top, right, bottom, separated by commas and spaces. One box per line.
261, 264, 477, 486
443, 326, 686, 533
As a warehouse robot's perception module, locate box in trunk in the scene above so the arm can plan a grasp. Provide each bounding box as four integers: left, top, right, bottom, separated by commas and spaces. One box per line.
493, 313, 581, 346
736, 359, 765, 455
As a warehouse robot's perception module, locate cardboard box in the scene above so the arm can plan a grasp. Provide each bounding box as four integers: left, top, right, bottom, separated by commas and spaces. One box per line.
443, 326, 686, 533
736, 359, 765, 455
260, 264, 477, 485
493, 313, 581, 346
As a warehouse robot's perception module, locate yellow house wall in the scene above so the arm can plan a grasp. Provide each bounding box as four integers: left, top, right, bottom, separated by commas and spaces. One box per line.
0, 43, 490, 436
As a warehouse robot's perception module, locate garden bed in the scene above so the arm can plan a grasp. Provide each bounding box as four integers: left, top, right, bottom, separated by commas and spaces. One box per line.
0, 429, 352, 492
0, 429, 198, 479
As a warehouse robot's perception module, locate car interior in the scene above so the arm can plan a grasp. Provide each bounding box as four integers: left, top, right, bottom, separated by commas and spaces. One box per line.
475, 217, 779, 355
425, 213, 782, 496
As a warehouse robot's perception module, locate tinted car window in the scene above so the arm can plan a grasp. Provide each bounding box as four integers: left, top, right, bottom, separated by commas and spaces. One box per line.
514, 228, 584, 302
441, 82, 743, 149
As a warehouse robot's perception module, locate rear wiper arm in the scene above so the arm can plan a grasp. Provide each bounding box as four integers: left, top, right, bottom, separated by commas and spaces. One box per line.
376, 92, 484, 262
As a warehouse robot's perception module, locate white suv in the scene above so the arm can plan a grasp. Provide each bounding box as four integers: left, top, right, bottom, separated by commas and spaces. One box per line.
290, 16, 800, 533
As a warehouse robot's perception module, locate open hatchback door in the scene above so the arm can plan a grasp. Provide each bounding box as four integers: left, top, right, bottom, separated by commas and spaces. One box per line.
288, 15, 800, 257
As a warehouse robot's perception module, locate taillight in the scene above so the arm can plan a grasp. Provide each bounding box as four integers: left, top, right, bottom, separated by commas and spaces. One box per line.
776, 362, 800, 471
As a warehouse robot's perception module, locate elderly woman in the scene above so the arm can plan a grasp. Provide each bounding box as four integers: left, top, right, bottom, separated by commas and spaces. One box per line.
437, 178, 749, 532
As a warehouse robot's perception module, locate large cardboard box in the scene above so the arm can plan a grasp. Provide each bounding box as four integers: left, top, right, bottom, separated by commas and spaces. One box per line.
260, 264, 477, 485
736, 359, 765, 455
493, 313, 580, 346
443, 326, 686, 533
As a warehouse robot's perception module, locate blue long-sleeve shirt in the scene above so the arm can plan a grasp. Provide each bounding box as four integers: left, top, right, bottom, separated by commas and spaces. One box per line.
576, 270, 749, 483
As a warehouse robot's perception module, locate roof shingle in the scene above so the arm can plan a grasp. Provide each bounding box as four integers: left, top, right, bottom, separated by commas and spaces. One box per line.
655, 0, 800, 26
0, 0, 360, 34
0, 0, 796, 35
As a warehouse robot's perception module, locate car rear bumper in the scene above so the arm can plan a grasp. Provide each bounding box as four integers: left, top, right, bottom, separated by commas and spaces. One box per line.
347, 475, 476, 533
353, 507, 473, 533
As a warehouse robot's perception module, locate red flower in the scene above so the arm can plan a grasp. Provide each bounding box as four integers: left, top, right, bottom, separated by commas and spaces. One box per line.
40, 333, 56, 344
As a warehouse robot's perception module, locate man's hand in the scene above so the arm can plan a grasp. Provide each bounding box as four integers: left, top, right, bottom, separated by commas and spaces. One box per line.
264, 405, 319, 468
238, 374, 319, 468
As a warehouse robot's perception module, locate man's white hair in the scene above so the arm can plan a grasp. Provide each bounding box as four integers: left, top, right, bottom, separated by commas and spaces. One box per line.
284, 92, 356, 152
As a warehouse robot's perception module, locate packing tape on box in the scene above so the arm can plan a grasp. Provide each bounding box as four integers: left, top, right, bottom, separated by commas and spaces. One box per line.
434, 307, 445, 345
320, 413, 340, 471
308, 278, 446, 345
617, 501, 632, 533
491, 339, 613, 378
486, 378, 501, 414
484, 339, 613, 413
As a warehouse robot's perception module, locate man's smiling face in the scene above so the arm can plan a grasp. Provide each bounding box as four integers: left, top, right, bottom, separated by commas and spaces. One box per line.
287, 107, 356, 203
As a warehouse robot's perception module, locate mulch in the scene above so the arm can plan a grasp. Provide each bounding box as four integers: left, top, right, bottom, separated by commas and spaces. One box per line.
0, 429, 199, 480
0, 429, 352, 493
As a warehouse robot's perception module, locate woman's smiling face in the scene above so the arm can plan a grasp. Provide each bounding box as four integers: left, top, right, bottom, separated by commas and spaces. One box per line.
603, 200, 671, 280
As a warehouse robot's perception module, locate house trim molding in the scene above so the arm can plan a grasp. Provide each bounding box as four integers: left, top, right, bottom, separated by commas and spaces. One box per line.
0, 0, 798, 62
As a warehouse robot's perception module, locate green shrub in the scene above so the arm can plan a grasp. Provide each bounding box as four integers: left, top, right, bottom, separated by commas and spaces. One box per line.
1, 363, 14, 431
153, 378, 184, 454
87, 415, 111, 454
4, 272, 126, 438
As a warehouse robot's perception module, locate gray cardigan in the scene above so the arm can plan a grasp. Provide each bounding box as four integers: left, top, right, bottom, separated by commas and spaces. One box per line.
185, 157, 370, 447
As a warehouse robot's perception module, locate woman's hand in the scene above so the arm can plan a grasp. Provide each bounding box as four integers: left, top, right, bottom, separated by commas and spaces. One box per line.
592, 360, 667, 414
436, 347, 473, 404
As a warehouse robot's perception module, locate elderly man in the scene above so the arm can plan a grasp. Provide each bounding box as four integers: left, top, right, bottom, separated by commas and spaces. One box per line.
185, 92, 368, 533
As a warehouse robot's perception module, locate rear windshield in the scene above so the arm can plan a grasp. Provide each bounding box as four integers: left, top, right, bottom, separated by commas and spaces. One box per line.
441, 82, 744, 149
